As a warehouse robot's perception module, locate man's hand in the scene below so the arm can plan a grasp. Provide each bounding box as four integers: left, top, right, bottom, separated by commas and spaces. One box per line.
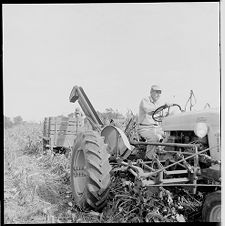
165, 102, 173, 107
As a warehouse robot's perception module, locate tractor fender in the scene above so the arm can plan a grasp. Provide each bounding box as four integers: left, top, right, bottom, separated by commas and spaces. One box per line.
101, 125, 131, 156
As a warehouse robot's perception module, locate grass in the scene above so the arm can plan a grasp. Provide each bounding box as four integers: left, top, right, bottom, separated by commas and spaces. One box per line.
4, 123, 204, 223
4, 124, 70, 223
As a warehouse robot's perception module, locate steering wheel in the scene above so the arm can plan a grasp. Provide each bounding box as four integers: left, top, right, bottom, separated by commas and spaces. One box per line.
152, 104, 182, 122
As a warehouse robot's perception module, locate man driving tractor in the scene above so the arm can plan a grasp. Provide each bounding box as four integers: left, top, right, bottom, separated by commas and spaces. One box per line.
138, 85, 168, 158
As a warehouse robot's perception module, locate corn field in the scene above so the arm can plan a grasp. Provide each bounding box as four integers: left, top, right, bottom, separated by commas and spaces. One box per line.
4, 123, 204, 223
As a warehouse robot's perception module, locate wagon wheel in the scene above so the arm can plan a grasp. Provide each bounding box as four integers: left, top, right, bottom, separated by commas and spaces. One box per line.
71, 131, 111, 211
202, 191, 221, 222
42, 138, 50, 154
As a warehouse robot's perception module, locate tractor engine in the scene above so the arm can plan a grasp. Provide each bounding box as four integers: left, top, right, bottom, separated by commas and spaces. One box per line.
164, 131, 211, 169
161, 108, 220, 171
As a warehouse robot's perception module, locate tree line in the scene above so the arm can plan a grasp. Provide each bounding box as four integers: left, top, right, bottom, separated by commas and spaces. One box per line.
4, 108, 136, 129
4, 115, 24, 129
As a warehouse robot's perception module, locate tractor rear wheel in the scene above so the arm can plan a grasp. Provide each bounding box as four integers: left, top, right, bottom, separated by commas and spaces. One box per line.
202, 191, 221, 222
71, 131, 111, 211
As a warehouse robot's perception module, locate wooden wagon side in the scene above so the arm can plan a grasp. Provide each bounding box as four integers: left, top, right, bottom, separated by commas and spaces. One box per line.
43, 115, 84, 152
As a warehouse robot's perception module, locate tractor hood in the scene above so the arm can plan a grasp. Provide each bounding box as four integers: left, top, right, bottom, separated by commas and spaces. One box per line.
161, 108, 220, 131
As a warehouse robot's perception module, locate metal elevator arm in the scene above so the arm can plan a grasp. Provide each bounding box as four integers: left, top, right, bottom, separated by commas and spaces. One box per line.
69, 85, 104, 127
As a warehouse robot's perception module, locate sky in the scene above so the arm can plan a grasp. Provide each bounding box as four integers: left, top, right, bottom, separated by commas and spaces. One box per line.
3, 3, 221, 122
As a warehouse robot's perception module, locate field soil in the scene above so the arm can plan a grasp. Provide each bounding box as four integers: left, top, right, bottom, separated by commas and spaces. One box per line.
4, 123, 204, 223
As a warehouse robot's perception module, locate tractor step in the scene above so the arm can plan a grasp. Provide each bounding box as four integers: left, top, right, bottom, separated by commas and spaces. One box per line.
163, 177, 189, 184
164, 170, 188, 175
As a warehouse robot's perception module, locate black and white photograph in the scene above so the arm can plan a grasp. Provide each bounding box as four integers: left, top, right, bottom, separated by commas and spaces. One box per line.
3, 2, 222, 223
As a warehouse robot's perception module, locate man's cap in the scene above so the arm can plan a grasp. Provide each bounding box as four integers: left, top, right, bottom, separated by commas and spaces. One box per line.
151, 85, 162, 91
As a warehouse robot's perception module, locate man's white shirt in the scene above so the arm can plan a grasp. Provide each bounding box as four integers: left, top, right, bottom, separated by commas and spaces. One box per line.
138, 96, 162, 125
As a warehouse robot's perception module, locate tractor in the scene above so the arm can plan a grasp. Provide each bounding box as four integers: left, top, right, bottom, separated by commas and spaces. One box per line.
68, 85, 221, 222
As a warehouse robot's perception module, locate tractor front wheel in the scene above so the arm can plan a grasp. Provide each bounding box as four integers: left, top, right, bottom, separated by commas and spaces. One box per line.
202, 191, 221, 222
71, 131, 111, 211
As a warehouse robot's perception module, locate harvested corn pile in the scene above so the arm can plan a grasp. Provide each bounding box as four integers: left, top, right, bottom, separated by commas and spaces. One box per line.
101, 171, 204, 223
